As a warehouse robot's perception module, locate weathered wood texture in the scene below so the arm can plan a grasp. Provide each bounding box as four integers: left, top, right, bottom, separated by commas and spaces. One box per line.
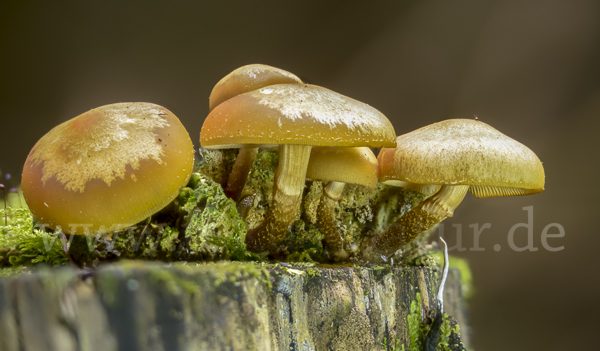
0, 262, 469, 350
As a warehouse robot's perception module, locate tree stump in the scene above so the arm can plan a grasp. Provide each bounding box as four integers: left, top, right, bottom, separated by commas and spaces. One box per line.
0, 261, 469, 350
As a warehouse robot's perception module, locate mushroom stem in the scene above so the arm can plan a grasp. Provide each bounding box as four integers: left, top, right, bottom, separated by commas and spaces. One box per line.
317, 181, 349, 261
246, 144, 312, 254
225, 146, 259, 201
361, 184, 469, 262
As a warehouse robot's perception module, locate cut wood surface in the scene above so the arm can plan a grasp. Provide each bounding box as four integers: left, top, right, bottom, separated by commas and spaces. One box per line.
0, 261, 469, 350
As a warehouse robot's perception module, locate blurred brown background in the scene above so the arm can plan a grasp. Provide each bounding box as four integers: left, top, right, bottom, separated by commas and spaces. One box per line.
1, 1, 598, 349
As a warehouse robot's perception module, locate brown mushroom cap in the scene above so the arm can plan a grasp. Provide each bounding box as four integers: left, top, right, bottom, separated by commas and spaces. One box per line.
378, 119, 545, 198
209, 64, 303, 111
201, 84, 397, 149
21, 102, 195, 235
307, 147, 378, 188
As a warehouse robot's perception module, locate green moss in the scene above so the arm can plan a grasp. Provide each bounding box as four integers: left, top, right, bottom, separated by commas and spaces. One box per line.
159, 226, 180, 257
372, 185, 426, 235
198, 261, 272, 289
0, 207, 67, 267
3, 148, 459, 267
182, 173, 249, 261
335, 183, 380, 249
397, 245, 438, 268
305, 266, 322, 280
285, 220, 325, 262
0, 265, 30, 278
407, 292, 425, 350
235, 149, 279, 231
149, 267, 203, 295
243, 149, 278, 203
402, 292, 466, 351
196, 148, 237, 185
382, 337, 404, 351
438, 314, 453, 350
66, 170, 255, 264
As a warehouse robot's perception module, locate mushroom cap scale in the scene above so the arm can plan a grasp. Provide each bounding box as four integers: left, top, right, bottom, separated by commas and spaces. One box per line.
209, 64, 303, 111
307, 147, 378, 188
22, 102, 195, 235
201, 84, 397, 149
378, 119, 545, 198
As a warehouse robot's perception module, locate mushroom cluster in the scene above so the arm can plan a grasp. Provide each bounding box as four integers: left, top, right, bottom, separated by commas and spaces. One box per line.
201, 65, 545, 262
201, 64, 396, 257
20, 64, 545, 264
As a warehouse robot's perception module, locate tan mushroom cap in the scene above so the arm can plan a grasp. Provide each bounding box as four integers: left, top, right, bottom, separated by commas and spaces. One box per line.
209, 64, 303, 111
201, 84, 397, 149
307, 147, 378, 188
22, 102, 195, 235
378, 119, 545, 198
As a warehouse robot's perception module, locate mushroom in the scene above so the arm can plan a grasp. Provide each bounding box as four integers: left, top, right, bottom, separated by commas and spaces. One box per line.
361, 118, 545, 262
21, 102, 195, 235
306, 146, 378, 261
201, 82, 396, 255
208, 64, 303, 201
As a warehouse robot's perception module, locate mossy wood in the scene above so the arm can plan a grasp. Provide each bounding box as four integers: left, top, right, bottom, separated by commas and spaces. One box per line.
0, 262, 469, 351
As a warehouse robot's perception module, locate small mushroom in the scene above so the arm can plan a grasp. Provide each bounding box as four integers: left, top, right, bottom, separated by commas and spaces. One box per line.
208, 64, 303, 201
201, 82, 396, 255
21, 102, 195, 235
361, 119, 545, 262
306, 146, 378, 261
